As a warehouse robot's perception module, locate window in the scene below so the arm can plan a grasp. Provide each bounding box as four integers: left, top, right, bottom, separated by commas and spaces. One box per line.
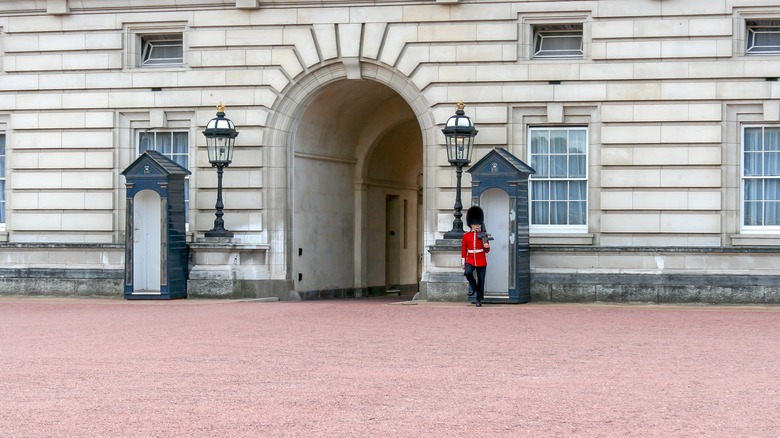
123, 23, 187, 70
533, 24, 583, 59
529, 127, 587, 231
746, 20, 780, 54
742, 126, 780, 229
140, 34, 183, 66
138, 131, 189, 220
0, 134, 5, 225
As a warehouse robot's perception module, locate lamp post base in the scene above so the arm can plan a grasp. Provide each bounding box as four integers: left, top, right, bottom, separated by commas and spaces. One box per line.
442, 230, 465, 240
205, 229, 234, 238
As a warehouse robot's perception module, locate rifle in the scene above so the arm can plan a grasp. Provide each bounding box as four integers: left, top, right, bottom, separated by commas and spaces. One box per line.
478, 224, 494, 245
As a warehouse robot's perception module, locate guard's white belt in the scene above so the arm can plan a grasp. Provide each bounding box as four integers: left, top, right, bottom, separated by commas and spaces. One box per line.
467, 249, 484, 254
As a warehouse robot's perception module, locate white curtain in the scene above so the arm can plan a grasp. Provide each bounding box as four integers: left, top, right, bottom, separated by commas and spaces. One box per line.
530, 132, 549, 178
137, 132, 190, 222
0, 134, 5, 223
530, 128, 587, 225
139, 132, 188, 169
550, 181, 567, 224
531, 181, 549, 224
765, 129, 780, 225
569, 181, 587, 224
172, 132, 188, 168
744, 127, 780, 225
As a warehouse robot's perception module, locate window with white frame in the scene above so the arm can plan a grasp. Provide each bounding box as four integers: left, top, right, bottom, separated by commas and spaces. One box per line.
746, 20, 780, 55
140, 34, 183, 66
137, 131, 189, 220
742, 126, 780, 229
529, 127, 588, 231
0, 133, 5, 225
533, 24, 583, 59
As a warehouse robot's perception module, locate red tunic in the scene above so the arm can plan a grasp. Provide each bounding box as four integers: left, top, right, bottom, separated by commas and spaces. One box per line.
461, 230, 490, 267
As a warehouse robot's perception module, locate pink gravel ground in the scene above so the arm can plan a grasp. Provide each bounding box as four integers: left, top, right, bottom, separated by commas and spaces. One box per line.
0, 296, 778, 437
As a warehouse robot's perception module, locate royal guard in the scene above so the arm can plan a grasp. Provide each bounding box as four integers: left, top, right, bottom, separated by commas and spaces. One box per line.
462, 206, 491, 306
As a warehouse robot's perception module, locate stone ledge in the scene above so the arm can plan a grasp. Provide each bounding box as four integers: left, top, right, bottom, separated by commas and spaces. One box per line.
0, 243, 124, 249
532, 273, 780, 304
532, 246, 780, 254
188, 242, 270, 251
0, 277, 122, 297
0, 267, 123, 279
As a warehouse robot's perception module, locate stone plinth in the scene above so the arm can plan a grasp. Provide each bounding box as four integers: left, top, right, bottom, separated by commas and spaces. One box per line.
187, 237, 293, 299
0, 243, 123, 297
419, 238, 468, 302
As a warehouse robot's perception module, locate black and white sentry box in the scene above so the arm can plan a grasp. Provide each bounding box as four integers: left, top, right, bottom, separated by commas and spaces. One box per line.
122, 150, 191, 300
467, 147, 535, 304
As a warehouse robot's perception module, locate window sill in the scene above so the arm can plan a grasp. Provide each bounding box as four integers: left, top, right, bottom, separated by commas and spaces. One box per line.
730, 234, 780, 246
124, 66, 189, 73
529, 59, 588, 64
530, 233, 593, 245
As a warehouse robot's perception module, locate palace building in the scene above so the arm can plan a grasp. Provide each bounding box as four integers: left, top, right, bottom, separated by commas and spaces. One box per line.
1, 0, 779, 303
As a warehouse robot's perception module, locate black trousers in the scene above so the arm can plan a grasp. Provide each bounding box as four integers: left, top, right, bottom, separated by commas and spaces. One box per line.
464, 263, 486, 302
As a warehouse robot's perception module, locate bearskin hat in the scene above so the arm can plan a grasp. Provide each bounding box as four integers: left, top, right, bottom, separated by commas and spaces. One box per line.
466, 206, 484, 227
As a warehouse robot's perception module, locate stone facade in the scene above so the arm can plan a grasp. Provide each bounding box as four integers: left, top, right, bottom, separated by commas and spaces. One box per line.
1, 0, 779, 303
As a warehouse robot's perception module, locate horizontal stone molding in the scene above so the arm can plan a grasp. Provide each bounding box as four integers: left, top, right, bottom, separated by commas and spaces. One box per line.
0, 267, 122, 279
531, 245, 780, 254
532, 272, 780, 304
0, 243, 124, 250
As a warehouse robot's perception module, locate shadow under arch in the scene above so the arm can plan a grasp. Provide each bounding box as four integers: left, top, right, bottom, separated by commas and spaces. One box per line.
264, 62, 436, 298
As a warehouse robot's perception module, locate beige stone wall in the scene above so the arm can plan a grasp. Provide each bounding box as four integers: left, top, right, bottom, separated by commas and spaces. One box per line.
1, 0, 780, 286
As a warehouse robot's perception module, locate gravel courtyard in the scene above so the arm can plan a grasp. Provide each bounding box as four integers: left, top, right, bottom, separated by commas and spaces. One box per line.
0, 296, 777, 437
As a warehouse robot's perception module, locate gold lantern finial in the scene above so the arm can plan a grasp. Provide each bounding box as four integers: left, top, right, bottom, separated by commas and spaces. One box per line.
217, 102, 225, 113
456, 100, 465, 111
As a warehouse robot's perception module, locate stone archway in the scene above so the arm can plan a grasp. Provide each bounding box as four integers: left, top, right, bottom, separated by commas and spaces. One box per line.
292, 80, 421, 296
265, 63, 434, 297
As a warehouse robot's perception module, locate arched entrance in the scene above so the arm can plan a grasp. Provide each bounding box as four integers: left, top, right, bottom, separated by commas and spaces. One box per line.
482, 188, 510, 295
291, 79, 423, 296
133, 189, 162, 292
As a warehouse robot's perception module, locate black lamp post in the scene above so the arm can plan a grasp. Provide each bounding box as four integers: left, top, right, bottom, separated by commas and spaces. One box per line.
203, 103, 238, 238
442, 101, 478, 240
